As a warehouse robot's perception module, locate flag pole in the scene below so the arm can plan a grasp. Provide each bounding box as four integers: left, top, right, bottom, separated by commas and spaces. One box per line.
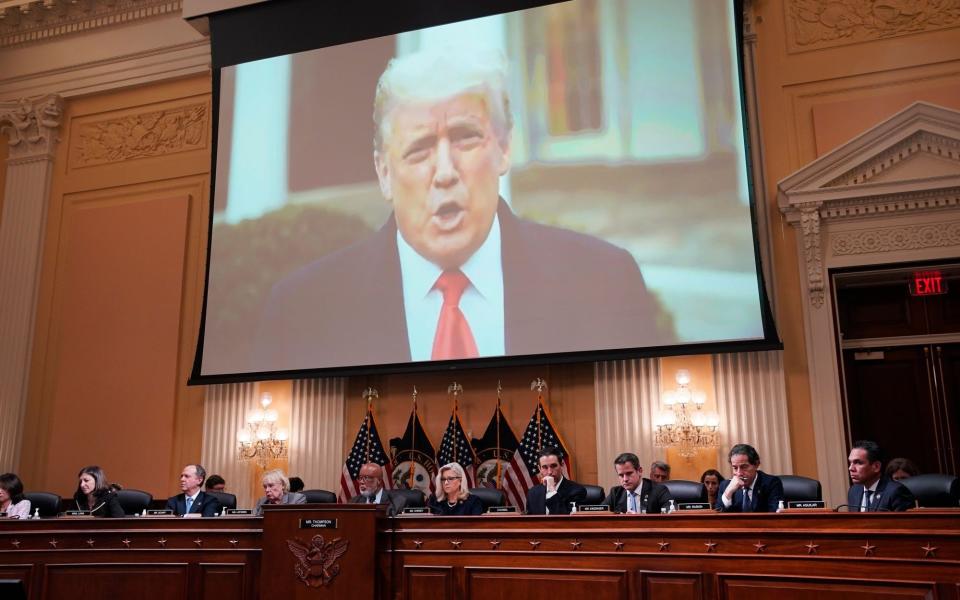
531, 378, 546, 452
447, 382, 462, 465
362, 387, 378, 463
409, 386, 418, 489
495, 380, 503, 489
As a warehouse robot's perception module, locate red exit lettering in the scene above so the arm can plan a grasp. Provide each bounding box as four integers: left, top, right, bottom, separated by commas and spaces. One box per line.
910, 271, 946, 296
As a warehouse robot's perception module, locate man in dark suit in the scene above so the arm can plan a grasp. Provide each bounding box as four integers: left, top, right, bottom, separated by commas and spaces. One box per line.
251, 48, 668, 373
602, 452, 671, 514
716, 444, 784, 513
348, 463, 407, 517
165, 464, 221, 517
847, 440, 915, 512
526, 447, 587, 515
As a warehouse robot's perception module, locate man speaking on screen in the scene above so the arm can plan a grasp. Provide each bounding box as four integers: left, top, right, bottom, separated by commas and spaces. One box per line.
252, 48, 669, 372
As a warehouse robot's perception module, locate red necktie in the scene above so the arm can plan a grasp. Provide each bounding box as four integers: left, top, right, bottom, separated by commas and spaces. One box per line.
431, 270, 479, 360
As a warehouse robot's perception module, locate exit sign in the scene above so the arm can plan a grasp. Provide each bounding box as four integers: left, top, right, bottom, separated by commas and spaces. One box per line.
910, 271, 947, 296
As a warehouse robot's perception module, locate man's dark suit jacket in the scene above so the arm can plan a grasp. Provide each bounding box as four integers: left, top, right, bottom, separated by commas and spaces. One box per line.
349, 490, 407, 517
847, 475, 915, 512
715, 471, 784, 513
252, 200, 668, 372
602, 478, 672, 514
165, 491, 221, 517
526, 478, 588, 515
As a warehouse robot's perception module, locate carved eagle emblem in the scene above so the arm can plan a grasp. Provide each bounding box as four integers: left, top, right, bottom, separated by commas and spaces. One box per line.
286, 535, 350, 587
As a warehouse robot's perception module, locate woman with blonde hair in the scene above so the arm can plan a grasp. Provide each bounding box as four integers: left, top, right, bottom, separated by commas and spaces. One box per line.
254, 469, 307, 515
428, 463, 483, 516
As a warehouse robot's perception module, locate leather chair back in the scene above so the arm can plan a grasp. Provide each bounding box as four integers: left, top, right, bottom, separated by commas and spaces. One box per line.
660, 480, 706, 504
23, 492, 62, 517
116, 489, 153, 515
0, 579, 27, 600
778, 475, 822, 502
206, 491, 237, 510
392, 488, 426, 508
469, 487, 506, 510
583, 484, 605, 505
899, 474, 960, 508
301, 489, 337, 504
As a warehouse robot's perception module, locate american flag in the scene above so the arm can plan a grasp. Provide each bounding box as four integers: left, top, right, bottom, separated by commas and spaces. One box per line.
437, 410, 479, 488
503, 401, 573, 511
339, 407, 392, 502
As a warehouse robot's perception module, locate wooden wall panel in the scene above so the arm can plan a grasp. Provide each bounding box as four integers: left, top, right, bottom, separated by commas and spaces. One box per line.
718, 574, 935, 600
638, 571, 704, 600
198, 563, 248, 600
403, 565, 453, 600
0, 133, 7, 229
0, 564, 31, 596
464, 567, 628, 600
43, 563, 189, 599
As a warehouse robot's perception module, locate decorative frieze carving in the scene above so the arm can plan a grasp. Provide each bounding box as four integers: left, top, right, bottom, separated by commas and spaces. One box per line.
825, 131, 960, 187
0, 0, 182, 48
786, 0, 960, 52
800, 205, 825, 308
820, 190, 960, 219
72, 102, 207, 167
832, 220, 960, 256
0, 94, 63, 160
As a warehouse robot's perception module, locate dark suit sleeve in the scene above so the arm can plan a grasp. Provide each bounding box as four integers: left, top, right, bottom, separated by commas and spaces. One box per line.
200, 494, 222, 517
764, 476, 785, 512
602, 487, 619, 512
889, 483, 916, 511
715, 480, 735, 512
387, 491, 407, 517
526, 487, 543, 515
105, 494, 125, 518
463, 495, 484, 516
648, 484, 672, 514
847, 485, 859, 510
165, 496, 178, 513
546, 482, 587, 514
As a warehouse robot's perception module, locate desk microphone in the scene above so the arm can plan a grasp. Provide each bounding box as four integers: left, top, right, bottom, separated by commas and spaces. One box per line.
833, 504, 890, 512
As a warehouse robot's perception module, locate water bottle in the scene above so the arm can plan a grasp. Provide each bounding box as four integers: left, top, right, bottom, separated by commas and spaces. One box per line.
777, 500, 785, 512
32, 507, 40, 519
668, 499, 676, 513
569, 502, 577, 514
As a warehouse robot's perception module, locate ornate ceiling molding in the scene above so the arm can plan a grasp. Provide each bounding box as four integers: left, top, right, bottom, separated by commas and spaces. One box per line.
0, 93, 63, 161
0, 0, 181, 48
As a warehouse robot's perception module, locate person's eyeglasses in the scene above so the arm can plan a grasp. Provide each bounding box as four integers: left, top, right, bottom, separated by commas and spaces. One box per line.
440, 477, 462, 483
357, 476, 379, 482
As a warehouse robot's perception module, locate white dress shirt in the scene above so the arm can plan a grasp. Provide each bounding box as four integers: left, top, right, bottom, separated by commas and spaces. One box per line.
722, 478, 757, 508
397, 215, 505, 361
860, 479, 880, 512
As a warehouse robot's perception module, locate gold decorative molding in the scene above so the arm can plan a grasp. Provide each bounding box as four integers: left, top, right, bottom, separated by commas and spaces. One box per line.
800, 205, 825, 308
0, 0, 182, 48
786, 0, 960, 52
71, 102, 207, 167
0, 93, 63, 160
832, 220, 960, 256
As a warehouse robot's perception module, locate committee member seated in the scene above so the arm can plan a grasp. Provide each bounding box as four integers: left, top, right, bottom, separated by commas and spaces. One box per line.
204, 474, 226, 492
73, 465, 124, 517
0, 473, 31, 519
650, 461, 671, 484
885, 457, 920, 482
848, 440, 915, 512
165, 464, 221, 517
716, 444, 784, 513
348, 463, 407, 516
254, 469, 307, 515
526, 447, 587, 515
700, 469, 723, 508
602, 452, 671, 514
428, 463, 483, 516
251, 46, 669, 372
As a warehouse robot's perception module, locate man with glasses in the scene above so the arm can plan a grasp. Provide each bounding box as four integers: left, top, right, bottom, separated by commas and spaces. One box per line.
602, 452, 672, 514
348, 463, 407, 516
716, 443, 784, 512
526, 447, 587, 515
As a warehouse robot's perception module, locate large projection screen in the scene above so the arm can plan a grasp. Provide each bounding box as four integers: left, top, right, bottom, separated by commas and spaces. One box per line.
192, 0, 778, 381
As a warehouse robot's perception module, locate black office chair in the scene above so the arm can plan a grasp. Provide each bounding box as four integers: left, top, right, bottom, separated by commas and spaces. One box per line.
116, 489, 153, 515
23, 492, 61, 517
660, 480, 706, 504
469, 487, 506, 510
583, 484, 605, 505
301, 489, 337, 504
206, 491, 237, 510
778, 475, 822, 502
0, 580, 27, 600
391, 488, 426, 508
899, 474, 960, 508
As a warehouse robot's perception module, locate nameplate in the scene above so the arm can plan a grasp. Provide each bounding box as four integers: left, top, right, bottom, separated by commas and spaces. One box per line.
399, 507, 431, 516
225, 509, 253, 515
146, 509, 174, 516
576, 504, 610, 513
62, 510, 91, 517
300, 518, 337, 529
678, 503, 712, 511
486, 506, 518, 514
788, 500, 825, 509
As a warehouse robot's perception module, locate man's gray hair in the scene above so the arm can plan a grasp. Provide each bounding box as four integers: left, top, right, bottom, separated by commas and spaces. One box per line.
373, 46, 513, 151
651, 461, 671, 475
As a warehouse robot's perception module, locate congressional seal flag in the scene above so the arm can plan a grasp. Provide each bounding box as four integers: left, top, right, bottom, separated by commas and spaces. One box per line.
339, 388, 393, 502
503, 378, 574, 510
437, 382, 479, 488
471, 382, 520, 492
389, 387, 438, 498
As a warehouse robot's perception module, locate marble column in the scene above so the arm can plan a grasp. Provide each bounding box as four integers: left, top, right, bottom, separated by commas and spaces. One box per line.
0, 94, 63, 473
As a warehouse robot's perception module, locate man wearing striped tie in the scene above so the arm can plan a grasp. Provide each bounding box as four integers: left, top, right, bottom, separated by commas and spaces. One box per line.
602, 452, 672, 514
716, 444, 784, 513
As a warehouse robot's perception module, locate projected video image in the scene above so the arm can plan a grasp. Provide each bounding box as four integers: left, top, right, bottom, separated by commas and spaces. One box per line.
200, 0, 765, 376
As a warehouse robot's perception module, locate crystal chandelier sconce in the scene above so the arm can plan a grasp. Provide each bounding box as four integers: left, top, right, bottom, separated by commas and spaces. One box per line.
237, 393, 288, 467
654, 370, 720, 458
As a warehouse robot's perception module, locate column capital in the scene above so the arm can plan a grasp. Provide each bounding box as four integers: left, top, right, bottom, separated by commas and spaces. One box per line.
0, 94, 63, 161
